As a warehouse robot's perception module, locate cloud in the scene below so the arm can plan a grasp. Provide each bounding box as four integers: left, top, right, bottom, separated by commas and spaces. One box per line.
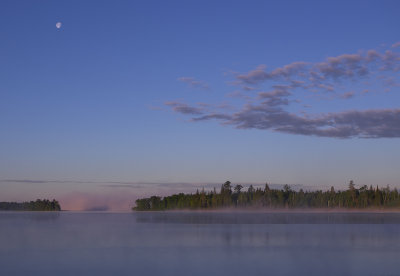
236, 64, 270, 84
0, 179, 157, 185
269, 62, 308, 79
191, 106, 400, 138
392, 41, 400, 48
165, 101, 204, 115
315, 53, 368, 80
1, 179, 247, 189
2, 179, 50, 184
257, 87, 291, 107
339, 91, 356, 99
317, 83, 335, 92
381, 50, 400, 72
165, 44, 400, 139
178, 77, 210, 90
258, 88, 291, 100
236, 62, 308, 84
192, 113, 232, 122
366, 50, 381, 61
235, 48, 400, 87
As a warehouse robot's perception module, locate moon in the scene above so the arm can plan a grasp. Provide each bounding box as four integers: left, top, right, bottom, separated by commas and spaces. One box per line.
56, 22, 62, 29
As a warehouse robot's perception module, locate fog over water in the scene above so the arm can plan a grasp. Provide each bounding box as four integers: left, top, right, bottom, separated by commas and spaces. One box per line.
1, 212, 399, 276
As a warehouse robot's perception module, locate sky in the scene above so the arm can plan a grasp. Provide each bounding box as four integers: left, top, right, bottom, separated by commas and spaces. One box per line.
1, 0, 400, 211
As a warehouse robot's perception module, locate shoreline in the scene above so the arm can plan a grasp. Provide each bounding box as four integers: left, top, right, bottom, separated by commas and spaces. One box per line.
133, 208, 400, 213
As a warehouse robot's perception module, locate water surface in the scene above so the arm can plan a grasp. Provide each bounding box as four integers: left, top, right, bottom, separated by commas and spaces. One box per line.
0, 211, 399, 276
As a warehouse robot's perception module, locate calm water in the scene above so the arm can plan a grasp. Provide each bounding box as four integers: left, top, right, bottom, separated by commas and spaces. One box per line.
1, 211, 400, 276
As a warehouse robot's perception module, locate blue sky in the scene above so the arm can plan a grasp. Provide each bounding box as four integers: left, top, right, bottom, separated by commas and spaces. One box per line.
1, 0, 400, 210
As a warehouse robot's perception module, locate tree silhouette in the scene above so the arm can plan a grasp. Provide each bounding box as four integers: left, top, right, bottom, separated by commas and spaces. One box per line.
133, 180, 400, 211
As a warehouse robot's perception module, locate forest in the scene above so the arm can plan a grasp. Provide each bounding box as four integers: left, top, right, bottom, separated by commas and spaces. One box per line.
0, 199, 61, 211
133, 181, 400, 211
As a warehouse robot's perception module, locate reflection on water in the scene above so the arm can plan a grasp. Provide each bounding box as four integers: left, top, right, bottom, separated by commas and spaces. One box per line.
0, 211, 61, 221
0, 211, 399, 276
135, 211, 400, 224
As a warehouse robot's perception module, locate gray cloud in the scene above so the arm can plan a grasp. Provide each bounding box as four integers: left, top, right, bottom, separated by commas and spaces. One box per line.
366, 50, 380, 62
1, 179, 112, 184
258, 88, 291, 99
2, 179, 50, 184
0, 179, 247, 189
1, 179, 224, 187
192, 106, 400, 138
339, 91, 356, 99
269, 62, 308, 78
166, 44, 400, 139
178, 77, 210, 90
315, 53, 368, 80
192, 113, 232, 122
165, 101, 204, 115
235, 48, 399, 87
168, 91, 400, 138
236, 64, 270, 84
236, 62, 308, 84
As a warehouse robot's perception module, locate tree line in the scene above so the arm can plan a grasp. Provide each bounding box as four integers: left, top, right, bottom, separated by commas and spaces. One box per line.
0, 199, 61, 211
133, 181, 400, 211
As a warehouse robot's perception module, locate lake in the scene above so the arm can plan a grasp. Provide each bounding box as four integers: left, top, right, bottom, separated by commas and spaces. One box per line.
0, 211, 399, 276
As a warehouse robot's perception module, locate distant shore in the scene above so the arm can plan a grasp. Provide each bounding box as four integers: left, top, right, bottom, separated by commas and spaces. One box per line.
133, 208, 400, 213
133, 181, 400, 211
0, 199, 61, 211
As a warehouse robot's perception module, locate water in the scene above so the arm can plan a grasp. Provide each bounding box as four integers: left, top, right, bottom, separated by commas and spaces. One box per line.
1, 211, 400, 276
